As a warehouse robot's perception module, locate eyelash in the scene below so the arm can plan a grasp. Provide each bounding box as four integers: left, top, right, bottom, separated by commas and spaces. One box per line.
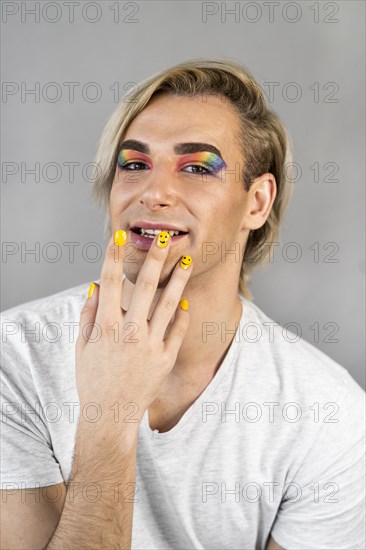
118, 161, 213, 175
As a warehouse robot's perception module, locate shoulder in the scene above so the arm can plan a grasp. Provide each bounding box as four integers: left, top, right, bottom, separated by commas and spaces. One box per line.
0, 281, 93, 366
238, 295, 365, 406
1, 280, 91, 324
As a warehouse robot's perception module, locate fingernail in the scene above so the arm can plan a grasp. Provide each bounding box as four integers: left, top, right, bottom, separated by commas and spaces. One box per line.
114, 229, 127, 246
180, 299, 189, 311
179, 255, 192, 269
156, 230, 171, 248
88, 282, 96, 299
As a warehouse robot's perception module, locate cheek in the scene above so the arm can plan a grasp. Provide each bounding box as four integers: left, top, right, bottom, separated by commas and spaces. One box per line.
111, 167, 145, 200
110, 169, 135, 197
194, 187, 225, 215
208, 194, 244, 236
109, 181, 119, 208
109, 178, 130, 217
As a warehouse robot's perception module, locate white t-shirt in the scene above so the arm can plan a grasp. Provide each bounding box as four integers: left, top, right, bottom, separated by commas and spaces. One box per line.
1, 280, 365, 550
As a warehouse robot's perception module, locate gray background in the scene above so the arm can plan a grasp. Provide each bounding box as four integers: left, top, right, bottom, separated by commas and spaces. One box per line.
1, 0, 365, 389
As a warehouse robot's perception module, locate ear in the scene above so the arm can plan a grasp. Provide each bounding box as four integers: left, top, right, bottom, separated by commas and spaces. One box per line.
243, 172, 277, 230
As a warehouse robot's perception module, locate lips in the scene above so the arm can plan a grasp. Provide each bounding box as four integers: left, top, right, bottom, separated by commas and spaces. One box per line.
131, 227, 186, 237
127, 220, 189, 250
129, 220, 189, 233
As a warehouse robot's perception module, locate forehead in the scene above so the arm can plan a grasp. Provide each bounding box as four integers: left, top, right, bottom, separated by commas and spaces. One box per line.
123, 94, 241, 152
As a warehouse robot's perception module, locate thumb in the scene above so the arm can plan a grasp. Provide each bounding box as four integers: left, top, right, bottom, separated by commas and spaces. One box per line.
76, 281, 100, 354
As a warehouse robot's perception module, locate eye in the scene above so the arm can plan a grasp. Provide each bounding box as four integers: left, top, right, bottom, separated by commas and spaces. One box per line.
117, 160, 213, 175
183, 165, 212, 175
118, 161, 149, 171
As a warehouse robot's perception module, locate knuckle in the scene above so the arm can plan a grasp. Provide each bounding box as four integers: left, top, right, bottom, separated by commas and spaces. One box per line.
139, 278, 155, 292
101, 271, 123, 287
107, 241, 124, 261
174, 323, 188, 340
100, 317, 120, 338
99, 315, 116, 330
160, 296, 175, 311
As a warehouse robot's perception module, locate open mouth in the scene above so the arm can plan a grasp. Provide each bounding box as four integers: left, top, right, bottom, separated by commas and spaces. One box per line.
130, 227, 188, 239
128, 226, 189, 249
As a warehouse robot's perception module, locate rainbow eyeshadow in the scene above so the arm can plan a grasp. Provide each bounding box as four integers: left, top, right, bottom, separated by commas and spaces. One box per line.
185, 152, 227, 174
117, 149, 145, 168
117, 148, 227, 175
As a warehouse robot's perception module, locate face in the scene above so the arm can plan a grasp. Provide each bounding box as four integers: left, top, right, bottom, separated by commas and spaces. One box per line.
109, 94, 263, 287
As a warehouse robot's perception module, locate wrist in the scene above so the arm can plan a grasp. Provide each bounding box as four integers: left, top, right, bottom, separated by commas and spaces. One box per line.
76, 411, 140, 453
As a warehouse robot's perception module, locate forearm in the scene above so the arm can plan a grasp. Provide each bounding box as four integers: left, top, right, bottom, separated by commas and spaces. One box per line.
46, 419, 139, 550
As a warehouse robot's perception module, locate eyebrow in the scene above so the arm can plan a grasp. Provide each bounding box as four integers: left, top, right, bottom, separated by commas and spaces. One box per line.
119, 139, 225, 160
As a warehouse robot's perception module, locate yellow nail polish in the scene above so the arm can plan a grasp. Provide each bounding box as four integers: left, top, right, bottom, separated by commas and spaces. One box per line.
114, 229, 127, 246
156, 230, 170, 248
179, 255, 192, 269
88, 282, 96, 298
180, 299, 189, 311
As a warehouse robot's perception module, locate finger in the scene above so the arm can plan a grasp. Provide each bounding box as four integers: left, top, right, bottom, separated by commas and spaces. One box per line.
127, 230, 173, 322
76, 282, 100, 356
96, 229, 127, 323
164, 298, 190, 359
149, 255, 192, 338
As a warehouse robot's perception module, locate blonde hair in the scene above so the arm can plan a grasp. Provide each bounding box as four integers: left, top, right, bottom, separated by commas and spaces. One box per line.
91, 57, 294, 300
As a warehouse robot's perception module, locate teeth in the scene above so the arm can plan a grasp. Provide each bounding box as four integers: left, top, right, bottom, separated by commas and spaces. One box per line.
138, 228, 181, 236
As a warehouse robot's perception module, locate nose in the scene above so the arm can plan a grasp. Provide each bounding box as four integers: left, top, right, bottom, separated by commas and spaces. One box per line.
138, 165, 176, 211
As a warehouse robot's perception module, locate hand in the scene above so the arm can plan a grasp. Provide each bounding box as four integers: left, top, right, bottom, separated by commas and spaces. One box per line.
75, 230, 192, 434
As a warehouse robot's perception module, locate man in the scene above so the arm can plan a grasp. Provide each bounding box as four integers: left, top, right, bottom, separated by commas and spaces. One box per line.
1, 59, 365, 549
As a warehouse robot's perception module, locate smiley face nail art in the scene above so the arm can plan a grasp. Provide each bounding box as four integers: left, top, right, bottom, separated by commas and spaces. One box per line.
180, 255, 192, 269
157, 231, 171, 248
